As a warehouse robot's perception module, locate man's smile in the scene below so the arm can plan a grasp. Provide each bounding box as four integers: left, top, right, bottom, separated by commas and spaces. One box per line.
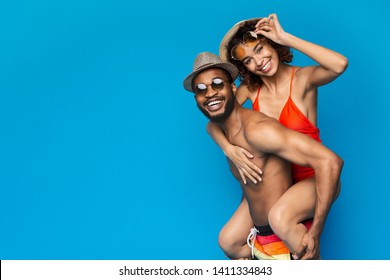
204, 97, 225, 112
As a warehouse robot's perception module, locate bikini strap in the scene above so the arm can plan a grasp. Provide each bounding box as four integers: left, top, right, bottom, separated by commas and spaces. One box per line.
256, 84, 262, 99
289, 66, 296, 97
252, 85, 262, 111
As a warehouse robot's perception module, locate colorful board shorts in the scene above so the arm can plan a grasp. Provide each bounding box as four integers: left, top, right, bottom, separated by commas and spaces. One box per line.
248, 219, 313, 260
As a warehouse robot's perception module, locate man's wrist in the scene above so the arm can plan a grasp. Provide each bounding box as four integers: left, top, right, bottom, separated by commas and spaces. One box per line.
308, 220, 323, 237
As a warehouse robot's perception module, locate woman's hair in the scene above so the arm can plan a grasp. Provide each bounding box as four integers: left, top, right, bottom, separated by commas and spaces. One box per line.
226, 19, 293, 91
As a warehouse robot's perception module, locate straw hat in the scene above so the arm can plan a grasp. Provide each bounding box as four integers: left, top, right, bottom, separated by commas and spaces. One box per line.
183, 52, 238, 92
219, 18, 260, 62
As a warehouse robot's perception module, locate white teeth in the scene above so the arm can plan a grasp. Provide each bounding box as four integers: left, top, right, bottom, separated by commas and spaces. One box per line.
261, 60, 270, 71
208, 100, 222, 107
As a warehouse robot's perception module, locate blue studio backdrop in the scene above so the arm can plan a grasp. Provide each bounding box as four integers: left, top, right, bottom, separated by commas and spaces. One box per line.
1, 0, 389, 260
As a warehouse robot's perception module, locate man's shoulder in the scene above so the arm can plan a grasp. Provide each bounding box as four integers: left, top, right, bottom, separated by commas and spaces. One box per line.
243, 109, 278, 126
243, 113, 281, 140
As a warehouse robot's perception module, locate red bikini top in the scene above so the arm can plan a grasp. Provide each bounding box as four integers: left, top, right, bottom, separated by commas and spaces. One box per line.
252, 67, 320, 141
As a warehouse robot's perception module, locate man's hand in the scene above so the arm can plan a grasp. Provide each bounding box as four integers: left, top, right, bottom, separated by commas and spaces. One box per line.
292, 231, 321, 260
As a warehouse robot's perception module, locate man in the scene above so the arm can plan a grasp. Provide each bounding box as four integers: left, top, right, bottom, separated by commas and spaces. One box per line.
183, 52, 343, 260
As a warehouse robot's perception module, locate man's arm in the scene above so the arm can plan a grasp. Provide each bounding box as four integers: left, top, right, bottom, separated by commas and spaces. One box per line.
246, 119, 343, 259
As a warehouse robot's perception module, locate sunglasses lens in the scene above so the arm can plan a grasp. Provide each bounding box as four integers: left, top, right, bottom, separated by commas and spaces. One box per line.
231, 45, 246, 60
212, 78, 224, 91
194, 79, 225, 94
231, 31, 259, 60
195, 83, 207, 94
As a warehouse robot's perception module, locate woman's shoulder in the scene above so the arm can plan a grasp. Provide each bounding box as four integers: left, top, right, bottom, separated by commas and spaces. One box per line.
294, 65, 317, 79
236, 82, 257, 101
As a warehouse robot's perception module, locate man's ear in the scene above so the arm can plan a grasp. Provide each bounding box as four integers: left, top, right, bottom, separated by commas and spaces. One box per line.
231, 83, 237, 94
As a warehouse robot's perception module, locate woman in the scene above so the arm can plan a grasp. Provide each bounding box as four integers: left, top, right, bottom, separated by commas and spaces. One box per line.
208, 14, 348, 259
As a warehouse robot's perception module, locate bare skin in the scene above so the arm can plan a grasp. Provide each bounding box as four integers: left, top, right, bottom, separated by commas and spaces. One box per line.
194, 67, 343, 260
207, 14, 348, 259
218, 196, 253, 259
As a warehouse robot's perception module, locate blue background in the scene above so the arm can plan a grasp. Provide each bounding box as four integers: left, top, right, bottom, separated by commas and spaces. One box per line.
0, 0, 389, 260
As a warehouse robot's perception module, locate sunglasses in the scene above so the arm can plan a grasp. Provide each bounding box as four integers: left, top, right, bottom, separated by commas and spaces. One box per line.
194, 78, 226, 95
231, 31, 259, 60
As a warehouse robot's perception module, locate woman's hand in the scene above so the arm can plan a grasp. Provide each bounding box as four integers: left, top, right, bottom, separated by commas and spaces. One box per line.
224, 144, 263, 184
206, 122, 262, 184
255, 13, 287, 46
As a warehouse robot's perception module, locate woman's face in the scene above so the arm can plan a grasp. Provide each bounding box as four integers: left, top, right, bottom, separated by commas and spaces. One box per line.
232, 40, 280, 77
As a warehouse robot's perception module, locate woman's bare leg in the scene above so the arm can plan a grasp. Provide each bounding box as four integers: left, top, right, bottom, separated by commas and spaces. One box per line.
268, 177, 316, 252
268, 177, 341, 253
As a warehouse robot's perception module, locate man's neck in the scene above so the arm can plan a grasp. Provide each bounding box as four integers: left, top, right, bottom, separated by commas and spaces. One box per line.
218, 102, 244, 138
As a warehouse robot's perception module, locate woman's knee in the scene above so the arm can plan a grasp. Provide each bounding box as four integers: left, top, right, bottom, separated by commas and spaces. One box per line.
268, 204, 293, 238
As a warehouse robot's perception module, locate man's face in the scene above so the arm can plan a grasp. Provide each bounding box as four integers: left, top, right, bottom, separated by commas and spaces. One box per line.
193, 68, 236, 123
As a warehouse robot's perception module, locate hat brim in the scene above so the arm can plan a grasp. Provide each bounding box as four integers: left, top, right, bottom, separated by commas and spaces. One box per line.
183, 62, 239, 93
219, 18, 260, 62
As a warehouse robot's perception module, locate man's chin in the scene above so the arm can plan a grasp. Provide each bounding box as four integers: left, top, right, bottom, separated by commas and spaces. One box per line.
209, 112, 228, 123
199, 108, 226, 123
197, 96, 234, 123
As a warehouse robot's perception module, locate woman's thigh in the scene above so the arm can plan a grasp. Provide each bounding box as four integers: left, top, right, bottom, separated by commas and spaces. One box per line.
271, 177, 316, 223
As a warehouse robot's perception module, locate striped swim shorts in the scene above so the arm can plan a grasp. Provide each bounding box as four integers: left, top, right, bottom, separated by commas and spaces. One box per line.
248, 219, 313, 260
